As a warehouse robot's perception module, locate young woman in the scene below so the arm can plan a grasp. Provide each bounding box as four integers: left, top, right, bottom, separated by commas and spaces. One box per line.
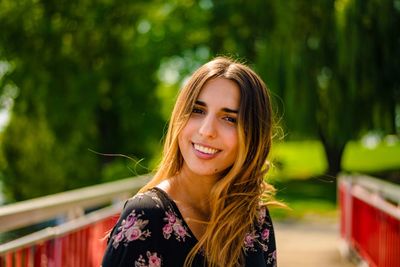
102, 57, 277, 267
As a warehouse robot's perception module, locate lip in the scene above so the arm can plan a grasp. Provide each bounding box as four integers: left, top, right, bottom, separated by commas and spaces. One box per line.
192, 142, 221, 159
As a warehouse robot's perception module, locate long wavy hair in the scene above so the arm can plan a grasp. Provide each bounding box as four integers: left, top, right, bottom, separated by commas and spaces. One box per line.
140, 57, 276, 267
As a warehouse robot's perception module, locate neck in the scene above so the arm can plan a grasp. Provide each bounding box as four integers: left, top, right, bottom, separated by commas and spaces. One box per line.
168, 165, 218, 217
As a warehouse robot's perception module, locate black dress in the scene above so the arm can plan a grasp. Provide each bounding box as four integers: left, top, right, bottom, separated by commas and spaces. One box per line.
101, 188, 277, 267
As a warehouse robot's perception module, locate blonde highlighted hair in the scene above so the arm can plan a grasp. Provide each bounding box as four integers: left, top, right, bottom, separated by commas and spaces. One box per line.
140, 57, 276, 267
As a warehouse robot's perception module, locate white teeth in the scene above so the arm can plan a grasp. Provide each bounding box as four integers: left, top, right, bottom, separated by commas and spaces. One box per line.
194, 144, 219, 155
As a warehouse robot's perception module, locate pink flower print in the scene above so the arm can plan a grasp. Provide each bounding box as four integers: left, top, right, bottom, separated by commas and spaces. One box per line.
244, 231, 259, 251
162, 223, 173, 239
165, 211, 176, 224
123, 213, 137, 229
134, 252, 162, 267
261, 228, 270, 241
244, 233, 255, 248
162, 208, 191, 241
147, 251, 162, 267
125, 227, 142, 241
112, 231, 124, 248
258, 207, 266, 224
173, 223, 187, 239
112, 210, 151, 248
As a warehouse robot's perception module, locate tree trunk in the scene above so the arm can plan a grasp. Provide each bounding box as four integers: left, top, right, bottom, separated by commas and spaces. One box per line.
318, 130, 346, 178
323, 142, 345, 177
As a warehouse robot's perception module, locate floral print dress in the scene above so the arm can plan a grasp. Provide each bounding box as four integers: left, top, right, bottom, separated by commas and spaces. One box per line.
101, 188, 277, 267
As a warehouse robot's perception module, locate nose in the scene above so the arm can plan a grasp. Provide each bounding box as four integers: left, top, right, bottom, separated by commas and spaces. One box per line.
198, 115, 217, 138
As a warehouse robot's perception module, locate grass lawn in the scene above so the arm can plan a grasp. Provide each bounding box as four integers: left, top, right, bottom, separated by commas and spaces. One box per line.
267, 139, 400, 220
342, 140, 400, 172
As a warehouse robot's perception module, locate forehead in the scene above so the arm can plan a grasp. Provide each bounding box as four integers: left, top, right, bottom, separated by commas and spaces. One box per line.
197, 78, 240, 108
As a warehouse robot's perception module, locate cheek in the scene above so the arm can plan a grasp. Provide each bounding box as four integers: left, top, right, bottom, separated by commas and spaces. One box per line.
228, 131, 239, 153
178, 122, 195, 152
178, 123, 190, 143
180, 120, 195, 138
178, 131, 187, 151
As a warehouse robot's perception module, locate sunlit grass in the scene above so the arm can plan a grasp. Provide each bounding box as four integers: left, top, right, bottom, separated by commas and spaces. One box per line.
270, 200, 338, 220
342, 140, 400, 172
266, 139, 400, 220
268, 139, 400, 181
268, 141, 327, 181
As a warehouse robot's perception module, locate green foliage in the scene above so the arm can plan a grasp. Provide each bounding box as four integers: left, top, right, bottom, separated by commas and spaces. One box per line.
0, 0, 399, 201
335, 0, 400, 134
1, 114, 99, 201
0, 0, 166, 200
200, 0, 399, 175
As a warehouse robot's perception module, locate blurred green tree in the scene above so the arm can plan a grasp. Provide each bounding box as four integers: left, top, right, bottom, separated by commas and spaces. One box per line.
206, 0, 399, 176
316, 0, 400, 175
0, 0, 399, 202
0, 0, 166, 201
0, 0, 215, 201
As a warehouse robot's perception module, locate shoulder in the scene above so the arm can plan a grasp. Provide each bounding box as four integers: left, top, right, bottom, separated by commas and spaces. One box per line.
123, 189, 166, 215
120, 189, 168, 224
109, 189, 167, 249
102, 190, 168, 267
117, 189, 166, 226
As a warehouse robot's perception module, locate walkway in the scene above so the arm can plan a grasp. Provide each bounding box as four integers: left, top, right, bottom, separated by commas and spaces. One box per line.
275, 218, 355, 267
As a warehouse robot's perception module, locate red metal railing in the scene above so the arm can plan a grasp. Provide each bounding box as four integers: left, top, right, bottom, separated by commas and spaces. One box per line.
0, 175, 149, 267
339, 175, 400, 267
0, 212, 118, 267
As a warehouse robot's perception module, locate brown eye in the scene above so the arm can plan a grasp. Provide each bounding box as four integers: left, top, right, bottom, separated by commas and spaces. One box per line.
224, 116, 237, 123
192, 107, 204, 114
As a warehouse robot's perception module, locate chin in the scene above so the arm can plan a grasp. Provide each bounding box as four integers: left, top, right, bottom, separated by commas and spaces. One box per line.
192, 166, 228, 178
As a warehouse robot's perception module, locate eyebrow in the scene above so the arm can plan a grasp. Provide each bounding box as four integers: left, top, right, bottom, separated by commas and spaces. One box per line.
195, 100, 238, 114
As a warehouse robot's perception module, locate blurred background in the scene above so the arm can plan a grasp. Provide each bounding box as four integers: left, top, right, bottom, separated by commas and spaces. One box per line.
0, 0, 399, 266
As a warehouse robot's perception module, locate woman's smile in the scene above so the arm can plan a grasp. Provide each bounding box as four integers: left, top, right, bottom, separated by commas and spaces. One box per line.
193, 143, 220, 155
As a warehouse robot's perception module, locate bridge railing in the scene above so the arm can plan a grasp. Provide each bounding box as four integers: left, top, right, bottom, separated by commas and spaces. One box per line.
338, 174, 400, 267
0, 175, 149, 267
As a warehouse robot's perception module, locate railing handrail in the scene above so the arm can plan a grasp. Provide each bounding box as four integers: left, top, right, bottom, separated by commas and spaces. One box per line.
340, 173, 400, 205
0, 203, 122, 255
352, 183, 400, 220
338, 174, 400, 267
0, 175, 150, 233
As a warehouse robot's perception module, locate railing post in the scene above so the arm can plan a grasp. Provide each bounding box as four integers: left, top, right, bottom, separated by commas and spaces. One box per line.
338, 175, 353, 258
5, 253, 12, 267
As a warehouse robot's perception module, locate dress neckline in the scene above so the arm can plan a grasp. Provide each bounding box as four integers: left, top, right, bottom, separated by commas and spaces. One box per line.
151, 187, 200, 243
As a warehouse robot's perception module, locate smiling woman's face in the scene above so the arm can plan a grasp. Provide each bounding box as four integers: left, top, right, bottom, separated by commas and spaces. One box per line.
178, 77, 240, 179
